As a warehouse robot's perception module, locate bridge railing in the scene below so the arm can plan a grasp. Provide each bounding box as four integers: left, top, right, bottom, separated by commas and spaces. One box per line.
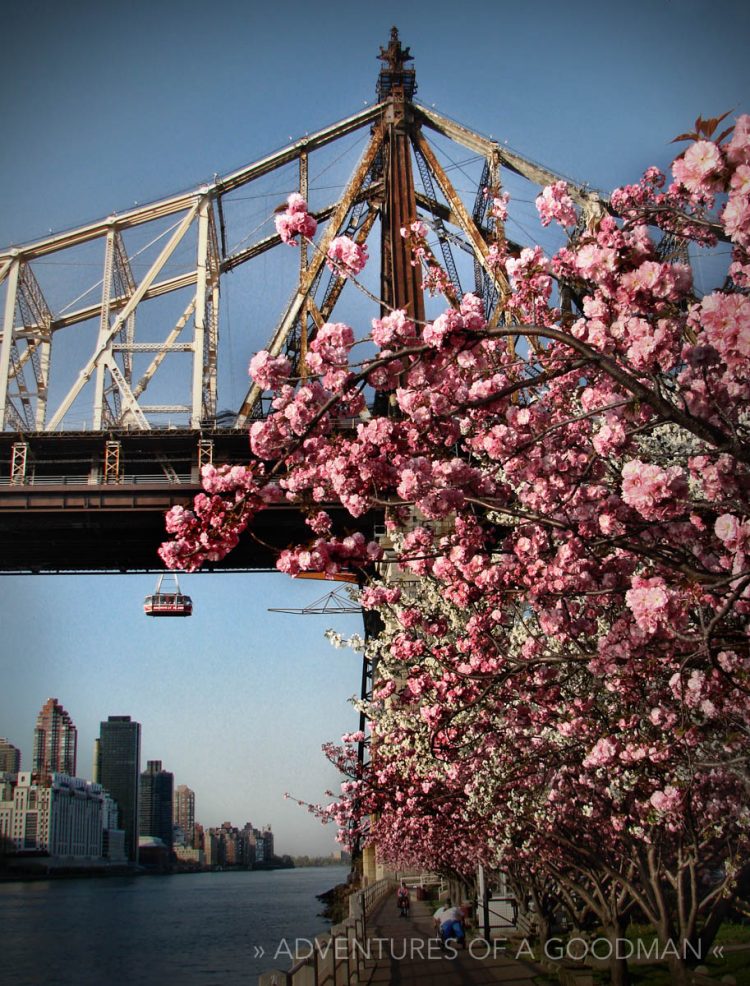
0, 473, 197, 487
395, 871, 443, 889
257, 878, 392, 986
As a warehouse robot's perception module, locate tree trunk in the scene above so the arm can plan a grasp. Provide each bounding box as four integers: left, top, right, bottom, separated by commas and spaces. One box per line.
695, 895, 731, 962
605, 922, 630, 986
666, 952, 691, 986
609, 956, 630, 986
536, 913, 552, 956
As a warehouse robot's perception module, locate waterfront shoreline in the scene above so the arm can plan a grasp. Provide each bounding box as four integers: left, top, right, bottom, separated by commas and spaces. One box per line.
1, 865, 352, 985
316, 878, 356, 923
0, 859, 296, 883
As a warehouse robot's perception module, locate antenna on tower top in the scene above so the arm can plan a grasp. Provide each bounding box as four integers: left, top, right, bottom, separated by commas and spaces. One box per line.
377, 27, 416, 101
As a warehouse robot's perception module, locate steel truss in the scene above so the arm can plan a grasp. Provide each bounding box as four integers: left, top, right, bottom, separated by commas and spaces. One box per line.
0, 32, 612, 436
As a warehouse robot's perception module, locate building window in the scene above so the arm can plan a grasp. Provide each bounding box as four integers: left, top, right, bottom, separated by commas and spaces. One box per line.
24, 813, 38, 849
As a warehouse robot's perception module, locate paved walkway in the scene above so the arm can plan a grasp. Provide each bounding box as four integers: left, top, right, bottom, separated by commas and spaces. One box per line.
361, 895, 551, 985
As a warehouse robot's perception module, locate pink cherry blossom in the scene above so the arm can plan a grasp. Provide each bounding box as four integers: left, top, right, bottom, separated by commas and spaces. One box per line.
650, 786, 682, 813
726, 114, 750, 166
274, 192, 318, 245
326, 236, 369, 278
671, 140, 724, 198
722, 192, 750, 247
626, 576, 670, 633
535, 181, 577, 228
621, 459, 688, 521
371, 309, 418, 348
490, 192, 510, 222
248, 350, 292, 390
715, 513, 741, 546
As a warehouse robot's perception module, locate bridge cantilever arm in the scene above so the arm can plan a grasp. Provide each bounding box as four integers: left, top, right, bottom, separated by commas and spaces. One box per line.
0, 106, 384, 264
235, 123, 387, 426
414, 102, 730, 243
215, 103, 384, 198
411, 130, 511, 299
413, 103, 609, 211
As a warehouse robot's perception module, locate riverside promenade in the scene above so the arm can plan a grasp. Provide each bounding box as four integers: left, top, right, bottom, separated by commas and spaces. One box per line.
258, 881, 554, 986
360, 894, 551, 985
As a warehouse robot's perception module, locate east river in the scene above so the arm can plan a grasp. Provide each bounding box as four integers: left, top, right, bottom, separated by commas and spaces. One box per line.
0, 865, 351, 985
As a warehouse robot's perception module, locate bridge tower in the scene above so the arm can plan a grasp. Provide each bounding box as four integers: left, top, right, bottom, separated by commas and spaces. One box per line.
376, 28, 425, 326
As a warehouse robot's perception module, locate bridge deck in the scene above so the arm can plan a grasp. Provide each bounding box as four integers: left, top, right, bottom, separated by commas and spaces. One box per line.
0, 429, 380, 573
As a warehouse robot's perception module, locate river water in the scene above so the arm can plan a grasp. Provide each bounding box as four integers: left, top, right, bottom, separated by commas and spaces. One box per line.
0, 865, 351, 986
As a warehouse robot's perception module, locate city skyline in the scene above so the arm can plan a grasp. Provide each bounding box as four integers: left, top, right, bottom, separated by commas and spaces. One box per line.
0, 573, 364, 855
3, 677, 332, 852
4, 703, 299, 865
1, 0, 748, 858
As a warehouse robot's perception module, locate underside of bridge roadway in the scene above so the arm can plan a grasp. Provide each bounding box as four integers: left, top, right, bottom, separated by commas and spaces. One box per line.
0, 430, 382, 574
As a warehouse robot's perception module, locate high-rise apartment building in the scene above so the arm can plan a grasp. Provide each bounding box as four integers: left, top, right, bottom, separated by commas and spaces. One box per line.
4, 772, 105, 858
254, 825, 275, 863
139, 760, 174, 849
173, 784, 195, 847
204, 822, 249, 867
94, 716, 141, 862
0, 771, 127, 864
0, 738, 21, 773
32, 699, 77, 778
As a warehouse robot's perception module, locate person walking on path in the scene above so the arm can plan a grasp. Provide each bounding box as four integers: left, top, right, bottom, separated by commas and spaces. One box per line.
433, 898, 466, 948
364, 890, 548, 984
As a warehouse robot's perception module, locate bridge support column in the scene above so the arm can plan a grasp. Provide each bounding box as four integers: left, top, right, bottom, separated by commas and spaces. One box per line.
10, 442, 28, 484
196, 438, 213, 481
362, 844, 377, 886
191, 195, 211, 428
104, 440, 122, 484
378, 31, 424, 325
0, 257, 20, 431
93, 229, 116, 430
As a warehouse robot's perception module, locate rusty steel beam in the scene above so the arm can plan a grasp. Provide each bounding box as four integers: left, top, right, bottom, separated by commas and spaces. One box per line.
216, 103, 383, 196
0, 105, 384, 265
235, 123, 386, 425
412, 130, 511, 300
221, 183, 382, 274
380, 112, 425, 323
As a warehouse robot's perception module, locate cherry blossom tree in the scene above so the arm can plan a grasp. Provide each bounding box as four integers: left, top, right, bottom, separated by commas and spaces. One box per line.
161, 113, 750, 982
326, 567, 748, 984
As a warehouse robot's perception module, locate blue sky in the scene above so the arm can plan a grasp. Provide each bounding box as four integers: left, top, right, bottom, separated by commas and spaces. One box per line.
1, 0, 748, 853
